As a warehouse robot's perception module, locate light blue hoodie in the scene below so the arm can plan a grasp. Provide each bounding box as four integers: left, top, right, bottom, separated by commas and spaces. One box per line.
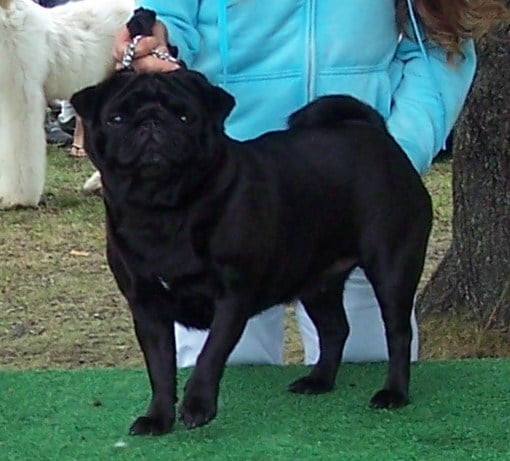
136, 0, 476, 174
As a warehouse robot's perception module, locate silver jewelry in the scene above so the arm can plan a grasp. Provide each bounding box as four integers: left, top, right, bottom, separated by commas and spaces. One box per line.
121, 35, 143, 70
150, 48, 180, 64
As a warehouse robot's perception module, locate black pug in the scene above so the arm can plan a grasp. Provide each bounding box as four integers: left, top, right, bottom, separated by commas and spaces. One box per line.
71, 69, 432, 435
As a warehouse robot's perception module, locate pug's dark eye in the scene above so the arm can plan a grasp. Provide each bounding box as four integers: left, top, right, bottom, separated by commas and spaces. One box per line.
107, 114, 124, 126
179, 114, 188, 123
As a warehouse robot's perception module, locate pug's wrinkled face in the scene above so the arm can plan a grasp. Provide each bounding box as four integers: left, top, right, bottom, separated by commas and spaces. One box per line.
71, 70, 235, 182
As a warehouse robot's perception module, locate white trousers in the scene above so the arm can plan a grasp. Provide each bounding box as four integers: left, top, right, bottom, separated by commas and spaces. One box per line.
175, 268, 419, 367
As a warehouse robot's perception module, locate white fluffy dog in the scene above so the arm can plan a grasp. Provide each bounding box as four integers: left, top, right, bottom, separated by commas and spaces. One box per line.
0, 0, 134, 208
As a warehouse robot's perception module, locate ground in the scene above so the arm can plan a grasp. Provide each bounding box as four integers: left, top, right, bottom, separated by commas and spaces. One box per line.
0, 148, 508, 370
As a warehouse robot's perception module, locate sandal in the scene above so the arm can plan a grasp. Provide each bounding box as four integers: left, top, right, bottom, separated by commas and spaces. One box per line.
69, 143, 87, 158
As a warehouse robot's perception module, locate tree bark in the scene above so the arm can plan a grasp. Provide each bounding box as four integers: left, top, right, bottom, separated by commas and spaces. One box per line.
418, 29, 510, 327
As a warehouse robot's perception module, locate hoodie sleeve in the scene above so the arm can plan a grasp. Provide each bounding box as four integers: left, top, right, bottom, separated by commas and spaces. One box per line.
135, 0, 200, 66
386, 37, 476, 174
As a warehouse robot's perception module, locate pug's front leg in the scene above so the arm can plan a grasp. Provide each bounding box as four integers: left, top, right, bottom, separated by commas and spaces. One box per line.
129, 305, 177, 436
179, 300, 249, 429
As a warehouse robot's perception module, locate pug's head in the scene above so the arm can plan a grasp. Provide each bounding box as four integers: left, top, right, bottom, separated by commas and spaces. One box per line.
71, 70, 235, 205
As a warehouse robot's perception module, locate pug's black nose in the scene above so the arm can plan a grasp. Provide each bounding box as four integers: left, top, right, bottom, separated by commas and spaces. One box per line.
140, 119, 158, 132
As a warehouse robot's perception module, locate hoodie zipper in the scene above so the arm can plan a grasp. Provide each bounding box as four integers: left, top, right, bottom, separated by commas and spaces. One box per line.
218, 0, 229, 84
305, 0, 316, 102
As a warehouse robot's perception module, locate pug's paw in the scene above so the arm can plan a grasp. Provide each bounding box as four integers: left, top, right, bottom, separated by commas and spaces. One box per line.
287, 375, 334, 394
178, 394, 217, 429
369, 389, 409, 409
129, 415, 174, 436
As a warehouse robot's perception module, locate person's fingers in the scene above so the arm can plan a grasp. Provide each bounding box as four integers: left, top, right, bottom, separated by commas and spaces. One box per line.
133, 36, 160, 59
114, 29, 160, 62
152, 21, 169, 47
113, 26, 131, 61
132, 55, 181, 73
113, 19, 178, 71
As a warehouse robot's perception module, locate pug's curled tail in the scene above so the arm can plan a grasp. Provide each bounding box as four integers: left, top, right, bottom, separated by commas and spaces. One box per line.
288, 95, 386, 132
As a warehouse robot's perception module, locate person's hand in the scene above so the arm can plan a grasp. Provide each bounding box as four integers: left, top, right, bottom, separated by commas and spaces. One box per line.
113, 21, 181, 73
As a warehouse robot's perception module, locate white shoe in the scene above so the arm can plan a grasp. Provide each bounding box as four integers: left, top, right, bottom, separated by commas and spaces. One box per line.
83, 170, 102, 193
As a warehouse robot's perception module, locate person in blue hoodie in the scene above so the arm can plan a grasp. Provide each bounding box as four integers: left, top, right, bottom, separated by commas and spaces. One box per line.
112, 0, 507, 367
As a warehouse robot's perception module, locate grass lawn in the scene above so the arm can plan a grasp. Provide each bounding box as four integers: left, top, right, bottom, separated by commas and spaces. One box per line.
2, 361, 510, 460
1, 148, 509, 370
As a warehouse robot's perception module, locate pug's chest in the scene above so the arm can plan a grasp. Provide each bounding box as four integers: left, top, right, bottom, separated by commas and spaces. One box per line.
112, 215, 197, 272
153, 272, 219, 329
111, 227, 221, 329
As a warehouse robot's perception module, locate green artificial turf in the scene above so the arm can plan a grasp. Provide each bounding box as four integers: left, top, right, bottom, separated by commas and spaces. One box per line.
1, 360, 510, 460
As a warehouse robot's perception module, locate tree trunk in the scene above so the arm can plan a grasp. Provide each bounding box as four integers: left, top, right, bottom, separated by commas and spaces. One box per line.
418, 29, 510, 327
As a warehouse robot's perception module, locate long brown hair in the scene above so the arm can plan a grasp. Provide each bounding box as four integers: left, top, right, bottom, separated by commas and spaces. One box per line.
399, 0, 510, 56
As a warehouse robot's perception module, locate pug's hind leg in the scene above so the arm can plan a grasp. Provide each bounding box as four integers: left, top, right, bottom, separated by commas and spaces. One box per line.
288, 273, 350, 394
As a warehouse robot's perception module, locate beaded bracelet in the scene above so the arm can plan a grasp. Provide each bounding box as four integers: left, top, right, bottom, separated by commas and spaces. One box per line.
121, 35, 143, 70
121, 35, 183, 70
150, 48, 180, 64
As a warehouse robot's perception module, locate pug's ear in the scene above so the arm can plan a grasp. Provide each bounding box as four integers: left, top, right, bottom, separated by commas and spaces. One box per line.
206, 85, 236, 124
184, 70, 235, 124
70, 84, 102, 123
